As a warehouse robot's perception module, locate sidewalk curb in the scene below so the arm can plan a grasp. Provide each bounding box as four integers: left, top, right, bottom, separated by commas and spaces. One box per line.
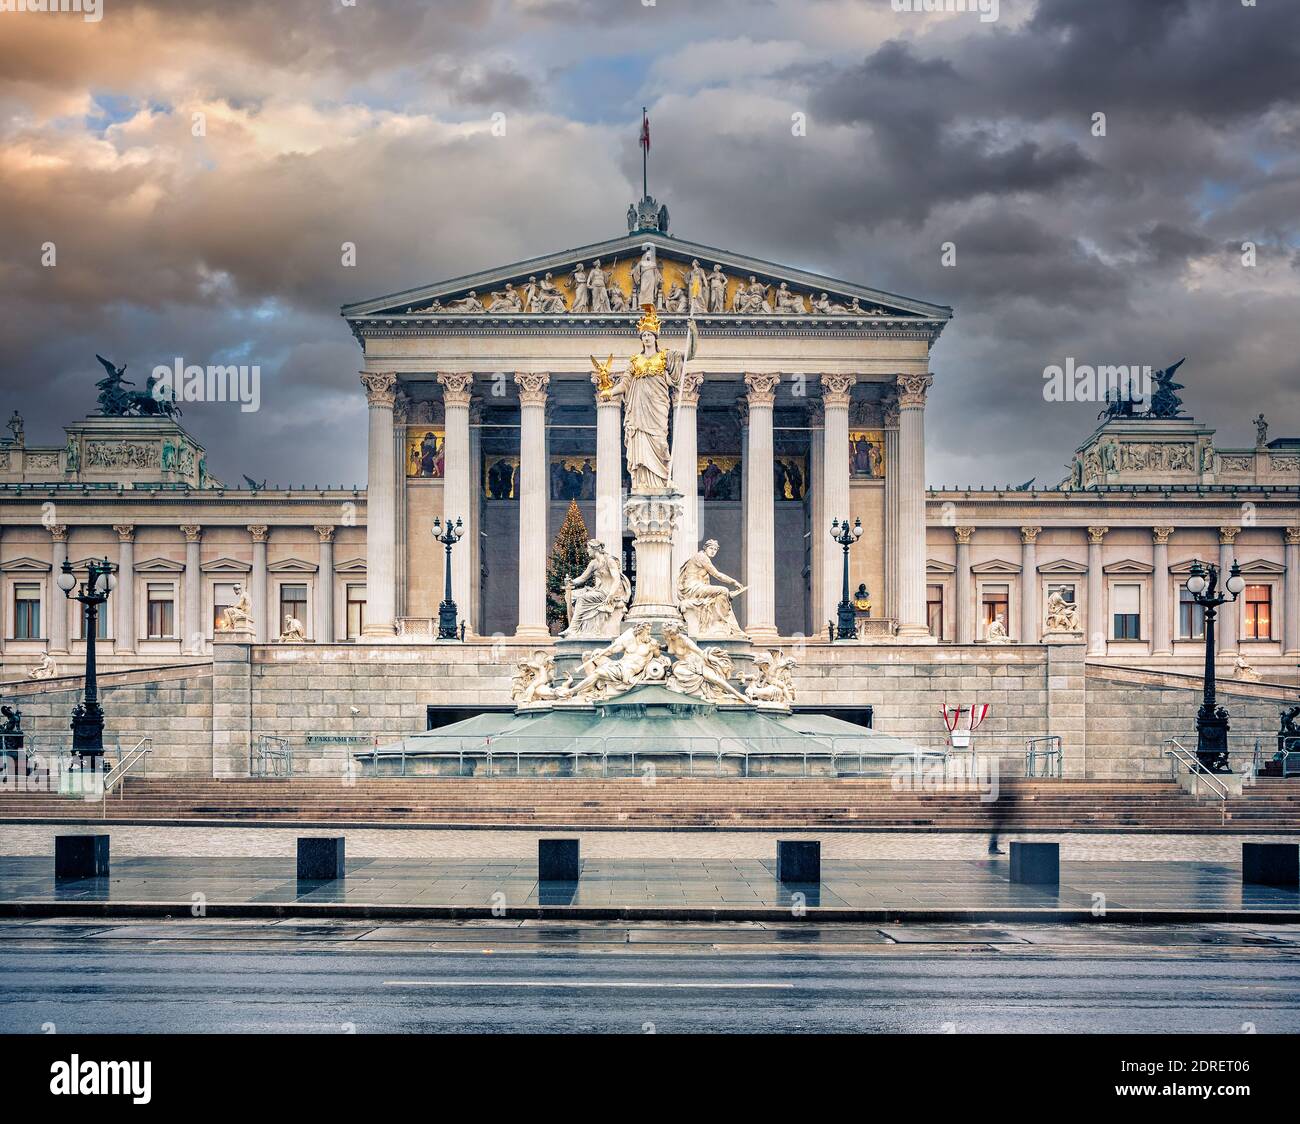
2, 901, 1298, 924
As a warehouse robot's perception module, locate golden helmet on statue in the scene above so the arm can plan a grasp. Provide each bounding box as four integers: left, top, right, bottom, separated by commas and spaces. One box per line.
636, 303, 661, 336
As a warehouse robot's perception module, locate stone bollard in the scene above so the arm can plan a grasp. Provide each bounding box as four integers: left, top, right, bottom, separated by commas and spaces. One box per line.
1009, 841, 1059, 885
55, 835, 110, 880
1242, 843, 1299, 887
776, 840, 821, 883
297, 837, 346, 880
538, 838, 580, 881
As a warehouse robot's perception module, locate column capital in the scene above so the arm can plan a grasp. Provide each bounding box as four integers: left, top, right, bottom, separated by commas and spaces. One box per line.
314, 525, 336, 543
1219, 526, 1240, 545
113, 524, 135, 542
513, 371, 550, 405
180, 524, 202, 543
1020, 526, 1041, 544
1087, 525, 1109, 544
249, 525, 270, 544
895, 373, 933, 409
954, 526, 973, 545
1286, 526, 1300, 546
673, 370, 705, 407
360, 371, 398, 408
48, 524, 68, 542
1152, 525, 1174, 545
819, 373, 857, 407
743, 372, 780, 406
436, 372, 475, 406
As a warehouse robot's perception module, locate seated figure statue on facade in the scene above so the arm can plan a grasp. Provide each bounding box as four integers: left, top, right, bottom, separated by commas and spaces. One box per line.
511, 650, 572, 705
598, 304, 680, 494
662, 625, 749, 704
677, 539, 746, 638
279, 614, 306, 643
566, 623, 670, 701
985, 614, 1010, 644
216, 584, 254, 634
1044, 591, 1081, 634
28, 653, 58, 681
564, 539, 631, 638
742, 649, 798, 708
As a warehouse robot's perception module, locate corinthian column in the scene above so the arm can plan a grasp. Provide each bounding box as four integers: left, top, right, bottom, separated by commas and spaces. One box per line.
1284, 527, 1300, 657
361, 371, 398, 637
883, 397, 900, 620
894, 373, 933, 639
515, 371, 550, 639
181, 524, 202, 652
1218, 527, 1239, 654
114, 524, 135, 652
820, 374, 856, 629
49, 525, 69, 654
743, 372, 780, 642
249, 525, 269, 643
1152, 526, 1173, 656
438, 372, 475, 635
1086, 526, 1108, 655
593, 366, 624, 565
315, 525, 335, 642
671, 370, 705, 582
955, 526, 973, 644
1020, 526, 1041, 643
807, 401, 825, 635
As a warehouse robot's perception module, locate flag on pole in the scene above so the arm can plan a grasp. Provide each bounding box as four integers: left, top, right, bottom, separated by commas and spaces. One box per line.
640, 110, 650, 153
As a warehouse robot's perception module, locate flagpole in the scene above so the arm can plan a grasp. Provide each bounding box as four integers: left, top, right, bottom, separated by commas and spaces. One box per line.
641, 107, 648, 199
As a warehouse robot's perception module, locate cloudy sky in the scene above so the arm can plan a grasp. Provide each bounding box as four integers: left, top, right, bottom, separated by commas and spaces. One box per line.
3, 0, 1297, 488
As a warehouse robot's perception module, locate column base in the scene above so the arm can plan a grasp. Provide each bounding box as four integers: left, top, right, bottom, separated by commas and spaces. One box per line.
514, 626, 553, 641
360, 623, 397, 641
745, 625, 779, 645
894, 624, 936, 644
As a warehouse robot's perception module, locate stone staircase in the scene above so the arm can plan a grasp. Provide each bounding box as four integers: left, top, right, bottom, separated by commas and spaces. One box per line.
2, 777, 1297, 831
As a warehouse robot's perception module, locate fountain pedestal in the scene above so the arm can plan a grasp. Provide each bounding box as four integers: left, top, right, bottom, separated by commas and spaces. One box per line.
623, 491, 686, 634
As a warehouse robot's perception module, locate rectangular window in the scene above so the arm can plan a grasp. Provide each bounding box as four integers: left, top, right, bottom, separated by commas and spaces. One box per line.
1112, 583, 1141, 640
213, 583, 239, 632
76, 596, 109, 640
346, 584, 366, 640
279, 583, 308, 633
926, 584, 944, 640
13, 583, 41, 640
1244, 584, 1272, 641
1047, 583, 1076, 605
1179, 584, 1205, 640
146, 583, 175, 639
981, 583, 1009, 634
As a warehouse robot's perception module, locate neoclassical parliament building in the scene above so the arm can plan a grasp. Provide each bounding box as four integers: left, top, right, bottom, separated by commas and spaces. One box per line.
1, 203, 1297, 704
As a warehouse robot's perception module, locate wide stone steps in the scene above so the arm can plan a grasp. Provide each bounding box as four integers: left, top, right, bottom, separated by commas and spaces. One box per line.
1, 777, 1295, 830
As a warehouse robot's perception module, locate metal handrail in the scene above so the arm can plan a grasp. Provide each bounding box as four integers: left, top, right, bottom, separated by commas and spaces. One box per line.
101, 736, 152, 813
253, 735, 294, 778
1165, 736, 1230, 812
1025, 736, 1063, 778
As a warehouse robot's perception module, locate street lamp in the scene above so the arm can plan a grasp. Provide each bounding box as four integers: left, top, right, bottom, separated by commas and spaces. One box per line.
57, 557, 117, 763
830, 517, 863, 641
1185, 558, 1245, 773
432, 516, 465, 640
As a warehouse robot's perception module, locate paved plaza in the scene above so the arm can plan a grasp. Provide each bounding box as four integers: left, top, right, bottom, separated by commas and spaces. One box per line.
1, 854, 1297, 920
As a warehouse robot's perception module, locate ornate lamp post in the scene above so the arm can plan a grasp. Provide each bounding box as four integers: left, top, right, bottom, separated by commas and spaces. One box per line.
432, 516, 465, 640
830, 517, 863, 641
56, 557, 116, 762
1185, 558, 1245, 773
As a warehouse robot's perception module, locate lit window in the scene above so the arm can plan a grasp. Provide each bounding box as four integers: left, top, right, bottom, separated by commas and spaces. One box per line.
1244, 584, 1272, 641
981, 583, 1009, 631
213, 583, 239, 632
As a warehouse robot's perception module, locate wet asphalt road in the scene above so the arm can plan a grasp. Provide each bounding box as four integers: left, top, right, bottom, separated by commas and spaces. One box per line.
2, 918, 1299, 1034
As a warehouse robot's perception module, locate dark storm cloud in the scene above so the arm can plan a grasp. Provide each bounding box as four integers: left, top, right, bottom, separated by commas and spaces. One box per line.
0, 0, 1296, 487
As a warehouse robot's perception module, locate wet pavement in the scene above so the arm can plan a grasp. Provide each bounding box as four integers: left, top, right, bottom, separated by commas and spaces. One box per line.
1, 916, 1298, 1033
0, 855, 1297, 918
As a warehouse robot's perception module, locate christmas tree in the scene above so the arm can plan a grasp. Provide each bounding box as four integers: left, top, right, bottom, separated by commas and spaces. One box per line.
546, 499, 590, 633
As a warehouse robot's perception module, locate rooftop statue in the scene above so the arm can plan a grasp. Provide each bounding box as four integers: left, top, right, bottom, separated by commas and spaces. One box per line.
1146, 358, 1187, 419
94, 354, 182, 419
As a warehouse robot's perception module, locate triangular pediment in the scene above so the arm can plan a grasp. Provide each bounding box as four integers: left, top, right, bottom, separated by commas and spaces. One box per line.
1037, 558, 1088, 575
970, 558, 1022, 575
267, 557, 319, 574
335, 557, 367, 573
926, 558, 956, 574
200, 556, 252, 573
135, 556, 185, 573
342, 231, 951, 329
1102, 558, 1155, 575
1237, 558, 1285, 575
0, 556, 52, 572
